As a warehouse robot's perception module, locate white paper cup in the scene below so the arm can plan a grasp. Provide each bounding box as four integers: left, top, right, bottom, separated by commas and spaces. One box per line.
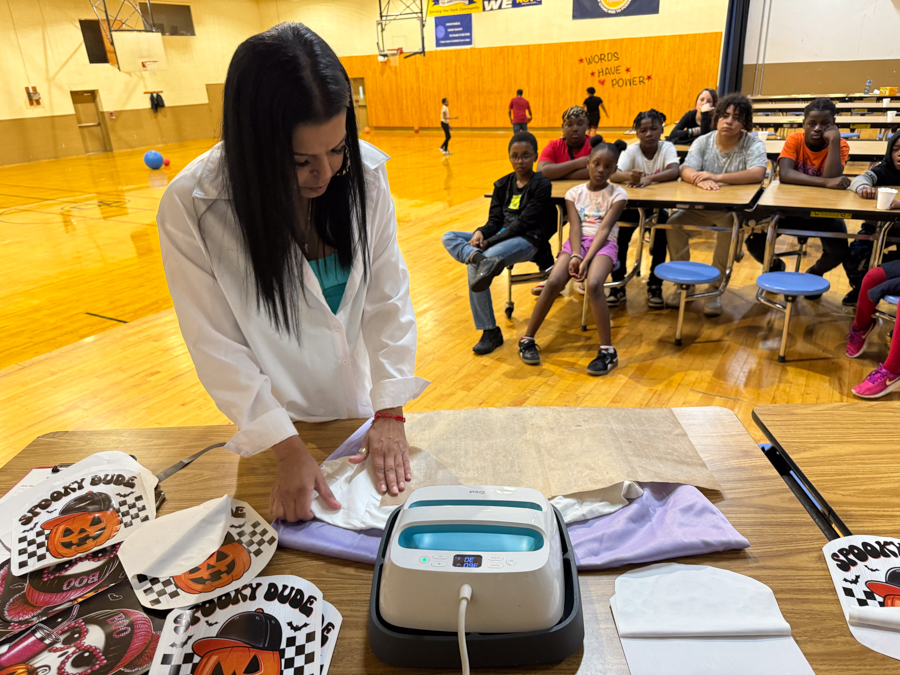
756, 131, 768, 141
883, 98, 891, 107
888, 110, 897, 122
877, 188, 898, 210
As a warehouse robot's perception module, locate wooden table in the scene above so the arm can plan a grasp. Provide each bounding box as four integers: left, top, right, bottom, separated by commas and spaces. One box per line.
1, 408, 893, 673
754, 180, 900, 271
550, 179, 762, 210
755, 101, 900, 113
674, 139, 886, 162
754, 114, 898, 130
750, 93, 885, 103
753, 402, 900, 540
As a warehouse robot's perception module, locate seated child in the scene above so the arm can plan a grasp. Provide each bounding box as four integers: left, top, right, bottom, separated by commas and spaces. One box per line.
845, 260, 900, 398
441, 131, 556, 356
745, 98, 851, 297
842, 131, 900, 306
665, 93, 767, 317
609, 109, 679, 309
518, 138, 629, 376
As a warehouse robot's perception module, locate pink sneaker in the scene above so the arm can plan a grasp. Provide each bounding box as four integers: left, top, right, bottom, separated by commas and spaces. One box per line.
852, 364, 900, 399
846, 320, 878, 358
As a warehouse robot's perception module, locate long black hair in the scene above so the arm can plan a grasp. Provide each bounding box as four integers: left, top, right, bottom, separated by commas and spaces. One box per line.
221, 22, 367, 337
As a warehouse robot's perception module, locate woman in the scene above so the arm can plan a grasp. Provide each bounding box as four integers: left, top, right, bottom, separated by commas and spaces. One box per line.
157, 23, 428, 522
668, 88, 718, 144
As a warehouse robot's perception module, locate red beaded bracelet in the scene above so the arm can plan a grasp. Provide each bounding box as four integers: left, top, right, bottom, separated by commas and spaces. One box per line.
374, 412, 406, 423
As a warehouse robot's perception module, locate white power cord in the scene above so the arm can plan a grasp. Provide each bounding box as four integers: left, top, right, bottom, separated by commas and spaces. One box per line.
458, 584, 473, 675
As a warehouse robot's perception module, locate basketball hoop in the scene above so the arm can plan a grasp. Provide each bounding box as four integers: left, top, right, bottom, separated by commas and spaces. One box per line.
386, 48, 403, 67
141, 60, 159, 75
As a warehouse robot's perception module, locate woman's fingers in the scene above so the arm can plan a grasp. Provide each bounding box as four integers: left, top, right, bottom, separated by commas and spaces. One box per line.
315, 471, 342, 510
402, 449, 412, 483
383, 459, 399, 496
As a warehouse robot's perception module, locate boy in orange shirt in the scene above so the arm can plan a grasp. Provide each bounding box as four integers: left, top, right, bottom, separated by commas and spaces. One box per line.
745, 98, 850, 297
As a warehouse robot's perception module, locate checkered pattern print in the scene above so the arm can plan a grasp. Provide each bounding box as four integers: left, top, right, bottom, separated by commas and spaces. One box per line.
14, 528, 50, 572
843, 585, 885, 607
117, 493, 151, 528
137, 575, 184, 607
234, 521, 277, 558
156, 630, 318, 675
158, 648, 201, 675
280, 629, 319, 675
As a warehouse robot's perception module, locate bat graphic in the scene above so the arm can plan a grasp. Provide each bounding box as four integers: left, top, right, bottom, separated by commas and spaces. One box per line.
24, 524, 37, 532
170, 637, 191, 649
229, 524, 243, 529
44, 509, 57, 514
866, 565, 880, 572
115, 492, 132, 498
844, 575, 861, 584
205, 620, 218, 626
108, 593, 123, 601
286, 621, 308, 632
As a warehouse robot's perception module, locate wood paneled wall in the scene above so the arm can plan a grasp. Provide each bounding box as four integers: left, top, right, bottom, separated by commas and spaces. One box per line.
341, 32, 722, 129
743, 58, 900, 97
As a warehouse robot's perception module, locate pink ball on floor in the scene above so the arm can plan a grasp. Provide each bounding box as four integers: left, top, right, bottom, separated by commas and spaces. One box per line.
163, 158, 170, 166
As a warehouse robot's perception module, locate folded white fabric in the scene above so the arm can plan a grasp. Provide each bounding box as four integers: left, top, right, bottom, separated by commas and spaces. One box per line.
849, 608, 900, 632
310, 457, 643, 530
118, 495, 277, 609
611, 563, 813, 674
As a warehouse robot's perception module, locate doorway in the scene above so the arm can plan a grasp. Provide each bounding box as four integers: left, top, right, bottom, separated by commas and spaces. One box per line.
71, 91, 110, 154
350, 78, 368, 130
206, 83, 224, 139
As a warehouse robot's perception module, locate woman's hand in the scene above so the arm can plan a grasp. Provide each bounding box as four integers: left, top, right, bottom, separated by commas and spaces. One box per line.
699, 103, 714, 114
270, 435, 341, 522
468, 231, 486, 250
349, 409, 411, 495
859, 186, 877, 199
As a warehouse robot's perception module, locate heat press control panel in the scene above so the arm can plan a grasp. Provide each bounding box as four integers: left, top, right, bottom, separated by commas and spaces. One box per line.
416, 553, 519, 569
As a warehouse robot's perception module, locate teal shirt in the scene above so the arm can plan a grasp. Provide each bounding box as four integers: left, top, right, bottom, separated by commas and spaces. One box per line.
309, 253, 350, 314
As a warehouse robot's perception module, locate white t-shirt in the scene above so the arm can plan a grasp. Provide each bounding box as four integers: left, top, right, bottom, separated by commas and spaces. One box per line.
441, 105, 449, 124
565, 182, 628, 241
617, 140, 679, 177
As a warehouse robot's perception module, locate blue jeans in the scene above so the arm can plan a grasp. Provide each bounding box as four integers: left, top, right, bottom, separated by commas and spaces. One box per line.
442, 230, 537, 330
512, 122, 528, 133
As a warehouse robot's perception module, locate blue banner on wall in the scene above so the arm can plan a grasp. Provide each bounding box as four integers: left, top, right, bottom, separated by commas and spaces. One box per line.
573, 0, 660, 20
435, 14, 473, 48
482, 0, 542, 10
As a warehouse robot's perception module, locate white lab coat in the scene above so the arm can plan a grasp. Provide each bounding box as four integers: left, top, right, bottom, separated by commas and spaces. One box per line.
157, 140, 428, 457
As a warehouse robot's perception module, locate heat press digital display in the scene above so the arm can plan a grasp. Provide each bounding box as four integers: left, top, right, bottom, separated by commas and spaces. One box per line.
452, 554, 482, 568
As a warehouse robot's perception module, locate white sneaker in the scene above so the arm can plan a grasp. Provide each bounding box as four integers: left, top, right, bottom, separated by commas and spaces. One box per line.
703, 293, 723, 317
665, 285, 693, 309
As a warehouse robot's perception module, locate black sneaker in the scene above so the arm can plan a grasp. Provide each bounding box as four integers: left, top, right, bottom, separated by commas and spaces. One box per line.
473, 328, 503, 355
647, 285, 664, 310
842, 287, 860, 307
518, 337, 540, 365
768, 258, 786, 273
469, 256, 506, 293
587, 348, 618, 376
606, 287, 626, 307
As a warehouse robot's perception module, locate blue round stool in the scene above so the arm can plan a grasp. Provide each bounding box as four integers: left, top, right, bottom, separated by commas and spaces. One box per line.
841, 132, 861, 140
655, 261, 721, 345
756, 272, 830, 362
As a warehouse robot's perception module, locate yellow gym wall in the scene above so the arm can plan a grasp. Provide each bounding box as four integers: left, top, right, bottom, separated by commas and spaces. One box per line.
260, 0, 728, 129
0, 0, 261, 165
0, 0, 729, 164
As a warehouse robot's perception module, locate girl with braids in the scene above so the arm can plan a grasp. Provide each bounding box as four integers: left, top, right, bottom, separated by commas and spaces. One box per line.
519, 137, 629, 376
609, 109, 679, 309
157, 23, 428, 522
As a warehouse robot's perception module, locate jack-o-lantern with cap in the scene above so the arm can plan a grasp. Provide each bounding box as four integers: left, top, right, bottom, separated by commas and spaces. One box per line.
173, 533, 251, 595
866, 567, 900, 607
42, 493, 121, 559
193, 609, 282, 675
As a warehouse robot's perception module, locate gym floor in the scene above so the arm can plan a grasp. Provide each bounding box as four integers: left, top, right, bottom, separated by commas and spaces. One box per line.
0, 129, 887, 466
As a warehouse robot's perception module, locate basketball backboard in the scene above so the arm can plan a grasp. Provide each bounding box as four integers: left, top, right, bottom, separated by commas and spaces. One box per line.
113, 30, 167, 73
376, 0, 425, 57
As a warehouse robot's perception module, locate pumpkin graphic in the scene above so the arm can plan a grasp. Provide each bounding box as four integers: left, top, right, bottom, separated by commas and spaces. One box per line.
0, 665, 49, 675
173, 533, 251, 595
42, 493, 121, 559
193, 609, 282, 675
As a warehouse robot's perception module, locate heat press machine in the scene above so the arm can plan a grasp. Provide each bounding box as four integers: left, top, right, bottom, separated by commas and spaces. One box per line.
368, 485, 583, 670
